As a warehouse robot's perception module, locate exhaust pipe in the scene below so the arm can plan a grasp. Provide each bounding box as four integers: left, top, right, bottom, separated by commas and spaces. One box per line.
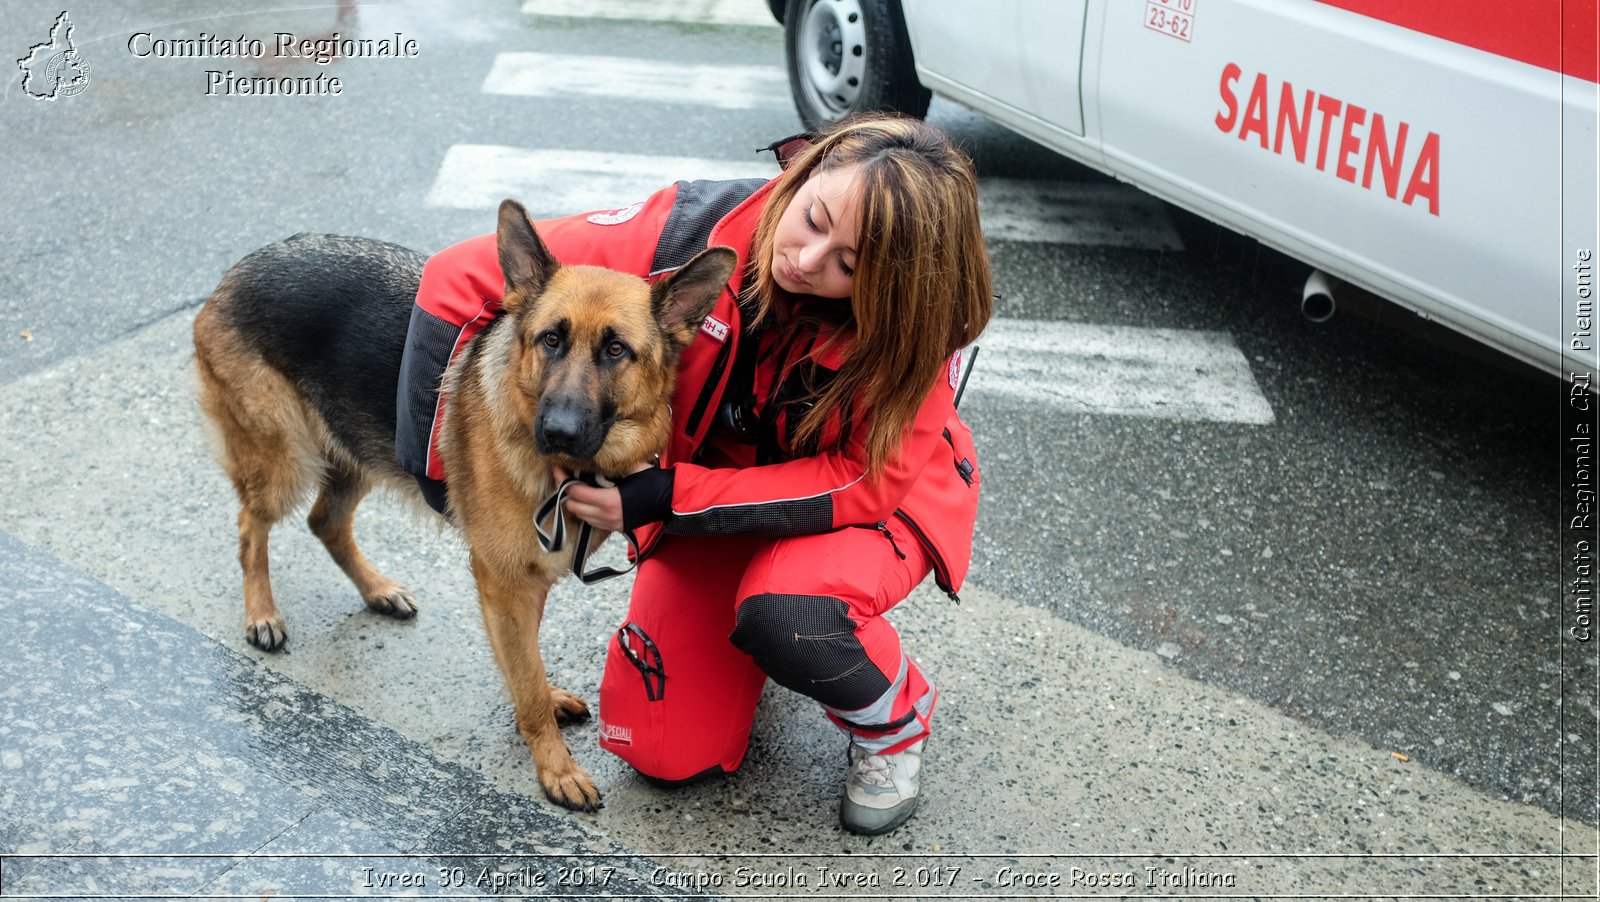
1301, 269, 1337, 323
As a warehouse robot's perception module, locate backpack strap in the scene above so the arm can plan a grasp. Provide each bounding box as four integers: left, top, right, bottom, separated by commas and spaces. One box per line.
650, 178, 768, 276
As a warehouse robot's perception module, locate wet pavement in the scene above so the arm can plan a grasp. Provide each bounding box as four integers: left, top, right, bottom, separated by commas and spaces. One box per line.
1, 532, 681, 898
0, 311, 1594, 898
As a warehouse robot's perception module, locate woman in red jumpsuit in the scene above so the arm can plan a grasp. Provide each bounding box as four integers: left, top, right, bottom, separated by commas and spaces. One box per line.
400, 114, 993, 835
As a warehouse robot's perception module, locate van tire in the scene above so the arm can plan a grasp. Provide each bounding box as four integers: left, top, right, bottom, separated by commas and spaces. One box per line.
784, 0, 931, 128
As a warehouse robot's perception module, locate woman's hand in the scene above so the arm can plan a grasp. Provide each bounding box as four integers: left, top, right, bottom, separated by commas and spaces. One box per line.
554, 463, 653, 532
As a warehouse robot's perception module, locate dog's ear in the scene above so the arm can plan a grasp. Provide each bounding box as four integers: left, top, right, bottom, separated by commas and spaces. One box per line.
497, 199, 558, 309
652, 246, 737, 349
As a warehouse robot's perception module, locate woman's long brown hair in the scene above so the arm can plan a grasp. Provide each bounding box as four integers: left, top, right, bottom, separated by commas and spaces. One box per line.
747, 114, 994, 479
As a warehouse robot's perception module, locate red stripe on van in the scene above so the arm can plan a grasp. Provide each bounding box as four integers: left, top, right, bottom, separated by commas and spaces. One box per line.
1315, 0, 1597, 84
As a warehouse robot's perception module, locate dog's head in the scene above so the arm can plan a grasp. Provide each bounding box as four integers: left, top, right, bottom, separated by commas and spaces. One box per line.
494, 198, 737, 474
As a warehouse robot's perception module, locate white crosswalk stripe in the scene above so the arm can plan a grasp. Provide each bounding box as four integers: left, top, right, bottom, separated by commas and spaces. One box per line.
426, 146, 779, 214
521, 0, 779, 27
482, 52, 789, 109
428, 143, 1185, 251
966, 318, 1274, 425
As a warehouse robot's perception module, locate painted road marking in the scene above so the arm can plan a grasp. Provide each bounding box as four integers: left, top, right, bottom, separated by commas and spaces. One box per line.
482, 52, 788, 109
521, 0, 779, 27
967, 318, 1275, 424
426, 146, 778, 214
428, 146, 1184, 250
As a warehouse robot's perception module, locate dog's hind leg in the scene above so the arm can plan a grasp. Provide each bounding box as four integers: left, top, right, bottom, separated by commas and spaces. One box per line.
221, 409, 314, 652
307, 462, 419, 619
214, 418, 310, 652
236, 505, 288, 651
195, 319, 316, 652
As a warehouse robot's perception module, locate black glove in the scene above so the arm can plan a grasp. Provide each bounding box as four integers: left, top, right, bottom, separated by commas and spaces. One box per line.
615, 465, 675, 532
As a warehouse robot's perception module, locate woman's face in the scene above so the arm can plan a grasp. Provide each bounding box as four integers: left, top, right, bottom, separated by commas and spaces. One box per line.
771, 164, 863, 300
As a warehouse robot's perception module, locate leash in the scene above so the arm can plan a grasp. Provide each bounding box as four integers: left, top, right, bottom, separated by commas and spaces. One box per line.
533, 473, 639, 584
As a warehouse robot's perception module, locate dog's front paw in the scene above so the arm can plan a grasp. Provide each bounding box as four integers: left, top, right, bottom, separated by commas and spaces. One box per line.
549, 686, 591, 725
364, 587, 419, 620
540, 764, 603, 813
246, 616, 288, 652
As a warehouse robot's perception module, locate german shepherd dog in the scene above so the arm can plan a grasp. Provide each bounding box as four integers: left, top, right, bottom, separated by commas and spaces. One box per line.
194, 200, 736, 810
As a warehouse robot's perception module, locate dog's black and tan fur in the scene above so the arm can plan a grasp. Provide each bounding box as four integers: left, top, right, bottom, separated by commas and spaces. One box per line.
194, 200, 736, 810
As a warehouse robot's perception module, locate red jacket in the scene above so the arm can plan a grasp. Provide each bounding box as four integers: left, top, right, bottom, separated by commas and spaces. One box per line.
399, 178, 981, 597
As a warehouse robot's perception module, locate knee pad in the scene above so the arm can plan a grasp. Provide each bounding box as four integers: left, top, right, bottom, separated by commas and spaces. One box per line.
729, 593, 891, 711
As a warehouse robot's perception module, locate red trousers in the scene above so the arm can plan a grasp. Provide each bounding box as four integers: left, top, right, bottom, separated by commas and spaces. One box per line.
597, 525, 938, 783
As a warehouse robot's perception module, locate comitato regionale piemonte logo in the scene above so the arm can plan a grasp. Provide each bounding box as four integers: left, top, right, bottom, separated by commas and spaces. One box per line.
18, 11, 91, 100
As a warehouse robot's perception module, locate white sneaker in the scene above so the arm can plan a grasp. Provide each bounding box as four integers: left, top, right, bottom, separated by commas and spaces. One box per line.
840, 739, 925, 835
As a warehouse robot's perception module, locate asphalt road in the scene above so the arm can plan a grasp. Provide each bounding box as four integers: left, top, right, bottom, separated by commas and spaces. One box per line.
1, 0, 1593, 896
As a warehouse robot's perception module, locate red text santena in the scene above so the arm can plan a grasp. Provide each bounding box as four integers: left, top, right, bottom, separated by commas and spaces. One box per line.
1215, 63, 1440, 216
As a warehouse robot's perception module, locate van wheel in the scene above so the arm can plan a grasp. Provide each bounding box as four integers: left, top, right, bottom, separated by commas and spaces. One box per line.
784, 0, 931, 128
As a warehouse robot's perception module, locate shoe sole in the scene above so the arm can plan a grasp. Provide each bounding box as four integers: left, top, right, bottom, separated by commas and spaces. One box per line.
840, 796, 920, 836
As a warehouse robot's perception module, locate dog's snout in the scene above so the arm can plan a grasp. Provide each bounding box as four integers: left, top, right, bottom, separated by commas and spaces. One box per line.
536, 400, 605, 459
538, 402, 584, 448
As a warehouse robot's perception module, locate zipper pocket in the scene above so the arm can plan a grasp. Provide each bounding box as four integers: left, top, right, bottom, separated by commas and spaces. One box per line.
853, 520, 908, 560
893, 509, 959, 602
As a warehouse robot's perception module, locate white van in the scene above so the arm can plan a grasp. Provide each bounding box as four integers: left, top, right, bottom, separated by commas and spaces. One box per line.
773, 0, 1598, 378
